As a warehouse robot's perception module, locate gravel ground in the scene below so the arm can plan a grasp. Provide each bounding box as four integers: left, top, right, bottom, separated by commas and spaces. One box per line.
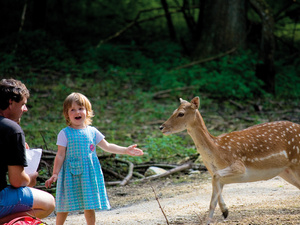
42, 173, 300, 225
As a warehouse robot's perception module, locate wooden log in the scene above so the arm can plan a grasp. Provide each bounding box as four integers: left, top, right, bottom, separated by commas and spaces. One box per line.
139, 162, 192, 182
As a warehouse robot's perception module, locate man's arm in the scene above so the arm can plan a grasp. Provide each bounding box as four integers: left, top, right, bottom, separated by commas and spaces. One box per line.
8, 165, 37, 187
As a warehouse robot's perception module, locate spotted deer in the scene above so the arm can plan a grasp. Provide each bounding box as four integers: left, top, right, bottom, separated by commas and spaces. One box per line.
159, 97, 300, 224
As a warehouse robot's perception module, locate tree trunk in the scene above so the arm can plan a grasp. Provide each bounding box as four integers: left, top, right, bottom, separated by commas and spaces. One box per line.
181, 0, 197, 36
193, 0, 247, 58
161, 0, 177, 41
249, 0, 275, 94
32, 0, 47, 30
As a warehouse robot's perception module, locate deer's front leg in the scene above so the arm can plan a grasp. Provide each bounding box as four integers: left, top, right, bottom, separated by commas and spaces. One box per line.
217, 184, 228, 219
207, 175, 223, 224
207, 161, 245, 224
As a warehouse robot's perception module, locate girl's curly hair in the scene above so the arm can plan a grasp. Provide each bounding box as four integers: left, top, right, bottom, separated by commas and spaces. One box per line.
63, 92, 94, 126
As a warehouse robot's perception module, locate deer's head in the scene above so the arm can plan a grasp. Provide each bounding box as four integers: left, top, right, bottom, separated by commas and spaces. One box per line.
160, 97, 200, 135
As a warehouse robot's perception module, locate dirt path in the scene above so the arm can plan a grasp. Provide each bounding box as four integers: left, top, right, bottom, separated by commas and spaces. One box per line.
43, 174, 300, 224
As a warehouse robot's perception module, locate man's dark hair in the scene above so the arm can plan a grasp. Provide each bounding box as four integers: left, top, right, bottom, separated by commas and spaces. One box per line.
0, 79, 30, 110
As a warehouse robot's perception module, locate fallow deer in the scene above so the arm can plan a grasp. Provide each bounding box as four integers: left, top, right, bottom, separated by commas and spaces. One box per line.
160, 97, 300, 224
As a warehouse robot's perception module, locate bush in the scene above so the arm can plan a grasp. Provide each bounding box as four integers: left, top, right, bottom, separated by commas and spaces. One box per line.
142, 135, 196, 163
190, 51, 265, 99
0, 35, 296, 100
275, 56, 300, 99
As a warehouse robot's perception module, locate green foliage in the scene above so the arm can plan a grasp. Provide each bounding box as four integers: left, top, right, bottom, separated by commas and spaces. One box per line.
191, 51, 266, 99
2, 46, 298, 165
0, 0, 299, 175
275, 58, 300, 99
82, 43, 151, 69
77, 42, 267, 100
0, 31, 75, 73
0, 53, 16, 73
2, 37, 298, 101
142, 135, 196, 163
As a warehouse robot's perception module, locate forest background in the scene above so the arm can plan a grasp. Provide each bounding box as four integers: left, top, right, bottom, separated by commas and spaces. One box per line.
0, 0, 299, 184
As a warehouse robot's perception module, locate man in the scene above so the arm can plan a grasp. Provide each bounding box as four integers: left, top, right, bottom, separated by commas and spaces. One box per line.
0, 78, 55, 223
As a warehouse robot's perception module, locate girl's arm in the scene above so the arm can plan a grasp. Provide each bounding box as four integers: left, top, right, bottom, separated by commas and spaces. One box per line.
97, 139, 143, 156
45, 145, 66, 188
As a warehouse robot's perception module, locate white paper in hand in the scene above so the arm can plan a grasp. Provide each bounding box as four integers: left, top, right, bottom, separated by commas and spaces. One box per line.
25, 148, 42, 175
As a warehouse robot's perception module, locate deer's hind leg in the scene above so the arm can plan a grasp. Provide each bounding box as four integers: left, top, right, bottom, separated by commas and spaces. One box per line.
279, 166, 300, 189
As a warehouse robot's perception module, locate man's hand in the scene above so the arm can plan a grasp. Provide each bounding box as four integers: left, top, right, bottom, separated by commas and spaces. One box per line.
28, 172, 38, 187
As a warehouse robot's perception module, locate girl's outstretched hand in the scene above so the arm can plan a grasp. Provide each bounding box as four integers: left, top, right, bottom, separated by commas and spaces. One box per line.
45, 174, 58, 188
126, 144, 144, 156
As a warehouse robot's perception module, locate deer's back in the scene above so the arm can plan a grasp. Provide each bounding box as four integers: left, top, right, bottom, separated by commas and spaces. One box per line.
214, 121, 300, 169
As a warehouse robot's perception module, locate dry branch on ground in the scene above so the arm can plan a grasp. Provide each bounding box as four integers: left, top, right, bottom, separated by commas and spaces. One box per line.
38, 150, 205, 191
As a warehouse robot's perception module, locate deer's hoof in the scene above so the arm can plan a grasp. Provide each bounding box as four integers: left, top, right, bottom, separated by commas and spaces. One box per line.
222, 209, 229, 219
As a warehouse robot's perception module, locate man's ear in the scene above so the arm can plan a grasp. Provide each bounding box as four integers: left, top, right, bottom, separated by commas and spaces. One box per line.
190, 97, 200, 109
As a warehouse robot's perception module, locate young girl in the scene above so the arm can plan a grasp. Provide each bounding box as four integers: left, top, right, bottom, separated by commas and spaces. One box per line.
45, 93, 143, 225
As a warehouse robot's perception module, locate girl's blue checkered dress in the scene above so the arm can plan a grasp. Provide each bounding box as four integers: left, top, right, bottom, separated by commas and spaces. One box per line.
56, 126, 111, 212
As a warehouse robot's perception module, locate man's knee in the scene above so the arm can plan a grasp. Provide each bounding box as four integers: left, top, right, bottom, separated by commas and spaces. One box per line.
31, 188, 55, 214
44, 192, 55, 213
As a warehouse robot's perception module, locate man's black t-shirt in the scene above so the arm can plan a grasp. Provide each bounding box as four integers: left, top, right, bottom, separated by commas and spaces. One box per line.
0, 116, 27, 191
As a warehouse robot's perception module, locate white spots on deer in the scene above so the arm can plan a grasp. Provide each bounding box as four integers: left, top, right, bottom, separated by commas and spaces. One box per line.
242, 150, 288, 163
291, 159, 298, 164
215, 121, 300, 166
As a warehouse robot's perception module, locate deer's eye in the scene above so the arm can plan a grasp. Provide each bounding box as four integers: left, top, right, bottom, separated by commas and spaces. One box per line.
178, 112, 184, 117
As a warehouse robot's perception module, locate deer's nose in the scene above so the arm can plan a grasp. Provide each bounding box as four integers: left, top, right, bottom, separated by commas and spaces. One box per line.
159, 125, 164, 130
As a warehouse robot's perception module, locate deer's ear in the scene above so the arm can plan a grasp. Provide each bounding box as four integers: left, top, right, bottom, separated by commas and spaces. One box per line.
191, 97, 200, 109
179, 98, 188, 104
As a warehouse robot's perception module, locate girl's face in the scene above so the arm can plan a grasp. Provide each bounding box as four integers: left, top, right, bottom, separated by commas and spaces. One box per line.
68, 102, 87, 129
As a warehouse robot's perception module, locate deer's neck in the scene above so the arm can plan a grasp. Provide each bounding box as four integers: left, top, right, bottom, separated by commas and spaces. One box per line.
187, 111, 217, 162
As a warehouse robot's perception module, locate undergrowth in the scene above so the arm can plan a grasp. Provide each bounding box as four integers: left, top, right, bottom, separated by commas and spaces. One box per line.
1, 39, 299, 164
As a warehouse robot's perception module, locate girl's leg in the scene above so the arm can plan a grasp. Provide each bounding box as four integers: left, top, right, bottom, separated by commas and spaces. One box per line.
84, 209, 95, 225
56, 212, 68, 225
